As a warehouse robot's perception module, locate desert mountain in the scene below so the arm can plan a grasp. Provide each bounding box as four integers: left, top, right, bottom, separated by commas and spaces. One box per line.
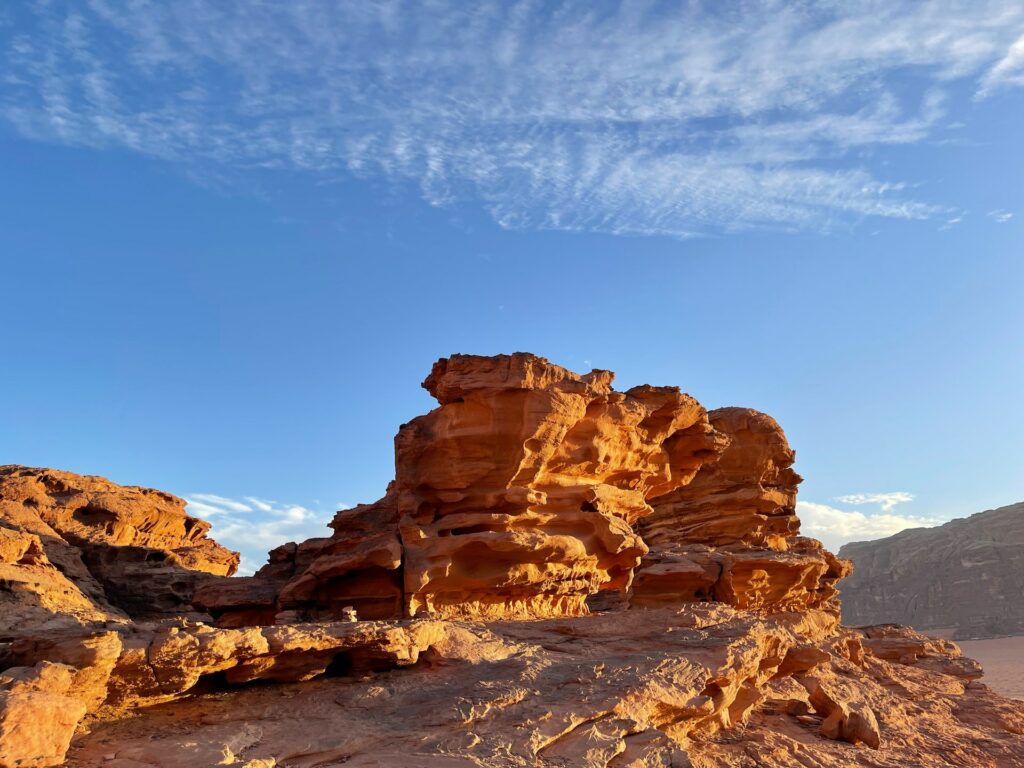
839, 501, 1024, 639
1, 354, 1022, 768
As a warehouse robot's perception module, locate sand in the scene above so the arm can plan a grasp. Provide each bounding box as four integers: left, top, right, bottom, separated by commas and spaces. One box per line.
957, 635, 1024, 700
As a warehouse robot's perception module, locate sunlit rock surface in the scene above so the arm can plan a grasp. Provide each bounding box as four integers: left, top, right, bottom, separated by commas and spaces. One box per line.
0, 465, 239, 632
396, 353, 726, 619
1, 356, 1022, 768
631, 408, 848, 615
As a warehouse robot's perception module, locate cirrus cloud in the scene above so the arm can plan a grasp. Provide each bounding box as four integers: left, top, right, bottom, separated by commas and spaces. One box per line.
2, 1, 1023, 237
185, 493, 346, 576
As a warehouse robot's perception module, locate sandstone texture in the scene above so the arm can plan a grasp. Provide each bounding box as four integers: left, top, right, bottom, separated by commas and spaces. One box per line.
839, 500, 1024, 639
61, 612, 1024, 768
1, 354, 1022, 768
632, 407, 849, 615
0, 466, 239, 634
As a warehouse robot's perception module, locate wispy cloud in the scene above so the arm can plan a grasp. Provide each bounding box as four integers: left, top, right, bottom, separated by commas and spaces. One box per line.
797, 500, 943, 552
987, 208, 1015, 223
833, 491, 915, 513
2, 2, 1023, 236
978, 33, 1024, 96
185, 493, 345, 575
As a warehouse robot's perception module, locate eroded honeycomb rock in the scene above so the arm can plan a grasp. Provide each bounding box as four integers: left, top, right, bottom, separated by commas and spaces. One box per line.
0, 466, 239, 630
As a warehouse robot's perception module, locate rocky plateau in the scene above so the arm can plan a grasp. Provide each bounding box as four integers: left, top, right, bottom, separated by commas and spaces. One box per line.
1, 353, 1022, 767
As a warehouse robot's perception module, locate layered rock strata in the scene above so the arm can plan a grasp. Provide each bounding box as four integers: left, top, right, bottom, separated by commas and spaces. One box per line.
640, 408, 801, 551
1, 354, 1022, 768
631, 407, 848, 615
839, 500, 1024, 638
0, 466, 239, 632
395, 354, 726, 619
197, 355, 844, 626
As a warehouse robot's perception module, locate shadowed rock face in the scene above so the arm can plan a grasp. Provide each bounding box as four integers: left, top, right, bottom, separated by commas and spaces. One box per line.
2, 355, 1023, 768
197, 496, 405, 627
0, 466, 239, 632
839, 501, 1024, 639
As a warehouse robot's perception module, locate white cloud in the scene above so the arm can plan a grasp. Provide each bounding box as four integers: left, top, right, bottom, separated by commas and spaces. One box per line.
185, 493, 340, 576
833, 491, 915, 513
186, 493, 253, 513
987, 208, 1015, 223
2, 2, 1023, 236
797, 500, 944, 552
243, 496, 276, 513
978, 33, 1024, 96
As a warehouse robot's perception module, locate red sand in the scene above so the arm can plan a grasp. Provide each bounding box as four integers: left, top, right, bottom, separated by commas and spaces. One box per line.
957, 635, 1024, 700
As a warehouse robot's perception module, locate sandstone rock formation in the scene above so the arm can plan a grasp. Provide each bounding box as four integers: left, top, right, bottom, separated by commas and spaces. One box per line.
60, 610, 1024, 768
631, 407, 849, 615
1, 355, 1022, 768
640, 408, 801, 551
0, 466, 239, 634
198, 353, 729, 623
196, 496, 404, 627
395, 354, 725, 619
197, 356, 845, 627
839, 500, 1024, 639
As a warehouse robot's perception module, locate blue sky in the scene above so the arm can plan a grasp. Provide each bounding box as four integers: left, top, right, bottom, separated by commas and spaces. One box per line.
2, 1, 1022, 572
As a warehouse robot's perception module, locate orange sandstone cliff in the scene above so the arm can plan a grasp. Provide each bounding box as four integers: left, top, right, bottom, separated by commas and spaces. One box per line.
0, 354, 1021, 768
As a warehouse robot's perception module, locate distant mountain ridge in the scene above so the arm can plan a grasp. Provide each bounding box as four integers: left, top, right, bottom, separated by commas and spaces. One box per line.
839, 501, 1024, 639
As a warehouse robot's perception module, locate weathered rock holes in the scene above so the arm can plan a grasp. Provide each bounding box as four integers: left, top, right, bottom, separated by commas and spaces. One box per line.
72, 505, 118, 526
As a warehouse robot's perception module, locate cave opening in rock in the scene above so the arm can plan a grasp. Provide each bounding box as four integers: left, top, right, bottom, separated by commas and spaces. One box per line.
72, 505, 118, 526
323, 651, 354, 678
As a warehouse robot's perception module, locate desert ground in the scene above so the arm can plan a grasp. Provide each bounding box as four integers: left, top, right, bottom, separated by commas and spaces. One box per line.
958, 635, 1024, 700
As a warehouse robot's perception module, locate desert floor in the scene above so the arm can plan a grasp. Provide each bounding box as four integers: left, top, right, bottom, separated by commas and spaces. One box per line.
957, 635, 1024, 700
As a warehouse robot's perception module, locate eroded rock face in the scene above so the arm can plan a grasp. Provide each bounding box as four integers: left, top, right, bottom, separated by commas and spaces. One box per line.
196, 358, 847, 626
2, 354, 1022, 768
395, 353, 726, 619
631, 408, 847, 616
640, 407, 802, 552
197, 353, 730, 623
0, 526, 116, 633
58, 608, 1024, 768
196, 496, 403, 626
0, 466, 240, 630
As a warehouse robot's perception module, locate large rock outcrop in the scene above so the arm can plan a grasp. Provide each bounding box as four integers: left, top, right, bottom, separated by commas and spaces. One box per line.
839, 501, 1024, 638
198, 353, 729, 623
631, 408, 848, 616
0, 466, 240, 633
197, 356, 847, 627
395, 354, 725, 619
1, 354, 1023, 768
